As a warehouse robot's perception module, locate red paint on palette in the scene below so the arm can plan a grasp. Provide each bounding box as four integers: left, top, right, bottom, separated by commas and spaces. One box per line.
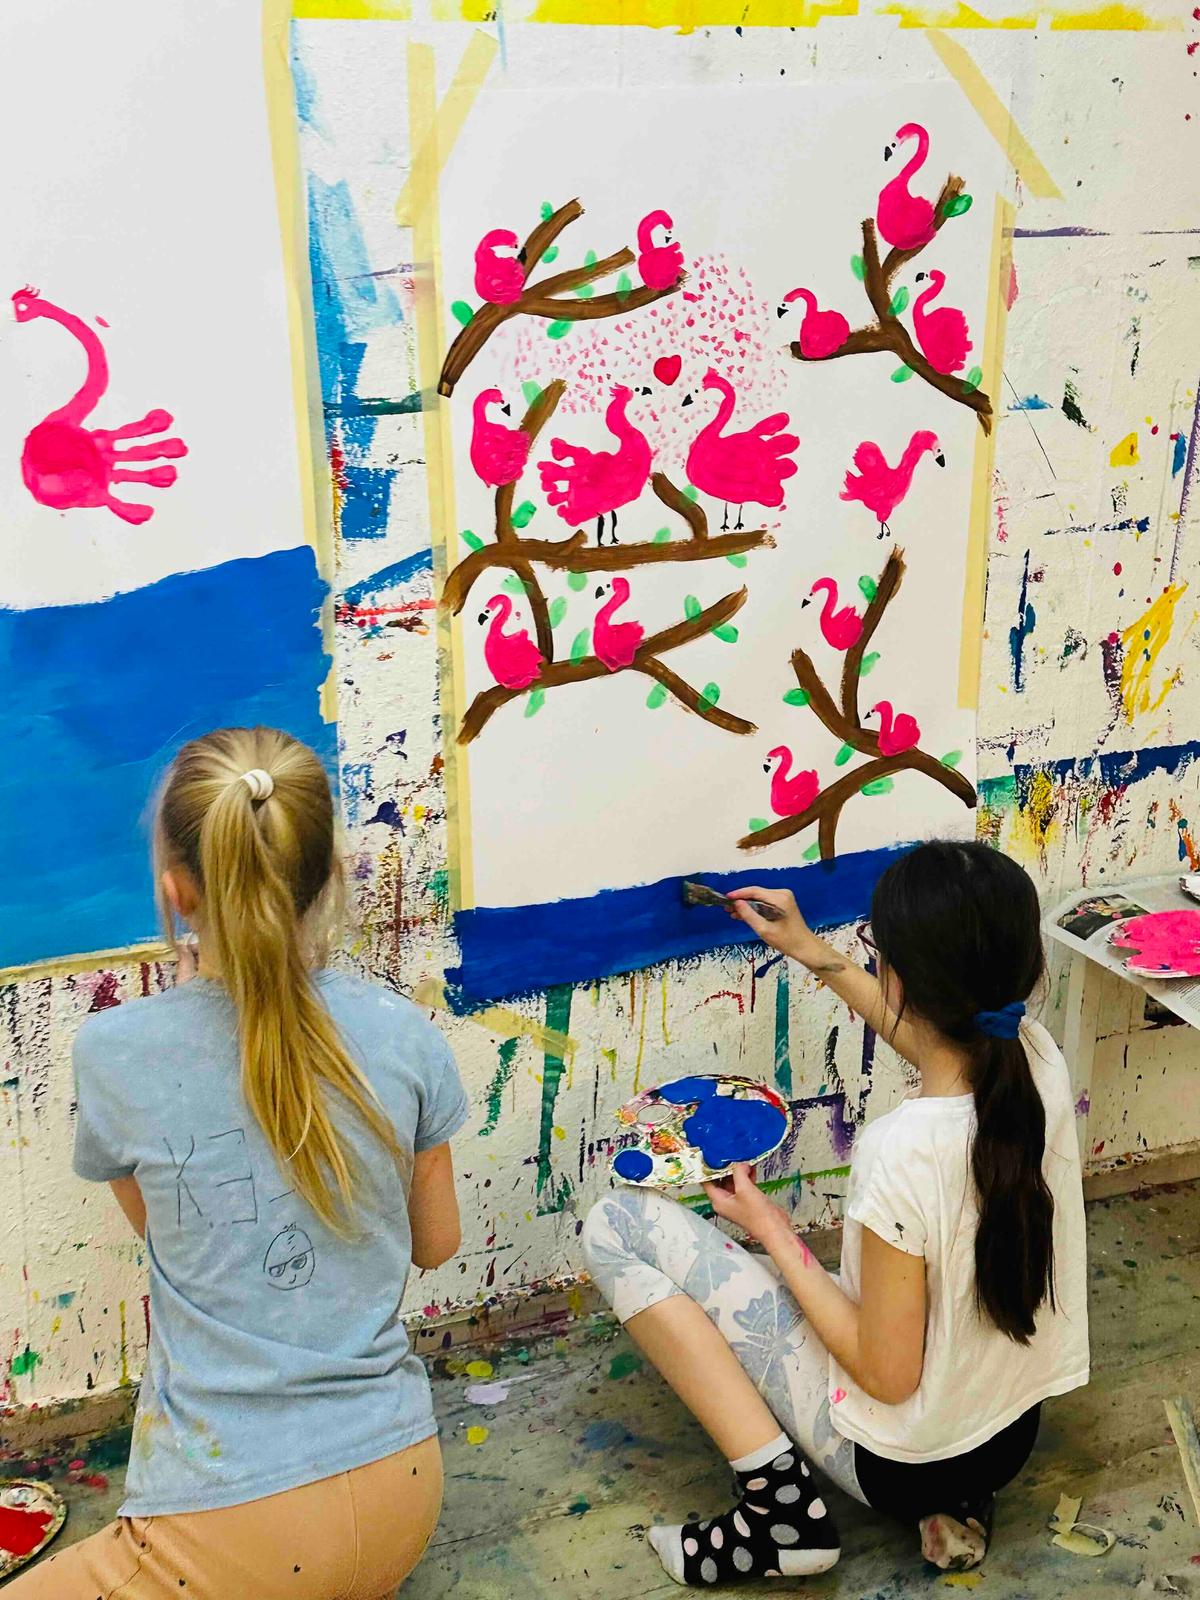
0, 1504, 53, 1558
653, 355, 682, 386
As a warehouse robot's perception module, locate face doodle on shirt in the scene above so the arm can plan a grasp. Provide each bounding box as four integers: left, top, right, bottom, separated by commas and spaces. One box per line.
263, 1225, 315, 1291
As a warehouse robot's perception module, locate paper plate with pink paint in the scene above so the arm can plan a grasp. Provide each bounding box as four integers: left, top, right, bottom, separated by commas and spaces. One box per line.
612, 1074, 792, 1188
1109, 910, 1200, 978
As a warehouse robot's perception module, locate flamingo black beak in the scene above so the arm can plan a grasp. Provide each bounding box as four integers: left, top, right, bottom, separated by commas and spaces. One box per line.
638, 385, 652, 396
762, 761, 771, 773
915, 271, 925, 283
936, 452, 946, 467
501, 402, 511, 416
595, 585, 605, 599
477, 611, 488, 625
681, 392, 694, 406
883, 145, 892, 161
801, 596, 811, 609
776, 304, 788, 318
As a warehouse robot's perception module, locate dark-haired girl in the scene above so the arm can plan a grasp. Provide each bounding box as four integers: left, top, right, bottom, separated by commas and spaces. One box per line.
582, 841, 1088, 1587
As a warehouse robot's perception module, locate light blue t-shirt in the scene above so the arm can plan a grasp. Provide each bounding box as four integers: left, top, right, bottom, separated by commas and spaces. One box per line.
72, 969, 469, 1518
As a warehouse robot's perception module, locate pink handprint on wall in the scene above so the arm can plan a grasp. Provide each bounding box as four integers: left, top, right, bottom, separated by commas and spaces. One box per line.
12, 288, 187, 525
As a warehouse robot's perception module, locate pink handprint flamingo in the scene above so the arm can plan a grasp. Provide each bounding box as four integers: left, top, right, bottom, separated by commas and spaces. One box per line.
537, 385, 651, 546
636, 210, 684, 291
12, 288, 187, 526
840, 430, 944, 538
764, 747, 820, 818
474, 229, 525, 306
912, 270, 973, 375
877, 123, 937, 252
870, 700, 921, 755
803, 578, 863, 651
778, 288, 850, 359
478, 593, 544, 690
685, 369, 799, 531
592, 577, 645, 671
470, 390, 529, 489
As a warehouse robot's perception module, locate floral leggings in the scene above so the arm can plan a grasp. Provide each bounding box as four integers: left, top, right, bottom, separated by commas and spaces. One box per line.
582, 1186, 867, 1506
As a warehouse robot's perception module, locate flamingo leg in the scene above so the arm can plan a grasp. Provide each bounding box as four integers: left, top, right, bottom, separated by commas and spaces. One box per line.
879, 520, 891, 540
721, 503, 730, 532
610, 507, 619, 544
735, 505, 745, 531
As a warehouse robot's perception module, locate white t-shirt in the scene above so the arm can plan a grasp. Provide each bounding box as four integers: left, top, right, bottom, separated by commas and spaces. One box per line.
830, 1019, 1090, 1463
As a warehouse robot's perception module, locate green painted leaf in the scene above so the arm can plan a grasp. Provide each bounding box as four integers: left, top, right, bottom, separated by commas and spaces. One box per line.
525, 687, 545, 718
941, 749, 964, 769
834, 742, 855, 767
803, 843, 821, 862
889, 286, 910, 316
546, 320, 572, 339
858, 651, 880, 677
726, 552, 748, 568
963, 366, 984, 394
548, 597, 567, 628
512, 500, 537, 529
701, 682, 721, 705
460, 528, 484, 552
851, 254, 866, 281
451, 300, 475, 327
684, 594, 702, 620
540, 200, 555, 220
502, 574, 526, 595
713, 624, 739, 644
683, 485, 699, 501
943, 192, 973, 218
570, 628, 591, 663
748, 817, 769, 833
891, 365, 915, 383
646, 682, 668, 709
652, 526, 672, 543
567, 571, 587, 592
575, 282, 595, 300
616, 271, 633, 298
583, 249, 597, 267
521, 381, 543, 406
862, 777, 895, 796
858, 574, 878, 602
540, 245, 559, 265
783, 687, 811, 707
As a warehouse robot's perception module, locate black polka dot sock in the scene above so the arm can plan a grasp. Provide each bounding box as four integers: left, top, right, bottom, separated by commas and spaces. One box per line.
648, 1432, 840, 1586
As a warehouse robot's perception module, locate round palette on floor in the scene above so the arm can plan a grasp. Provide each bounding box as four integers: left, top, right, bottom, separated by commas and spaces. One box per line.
0, 1480, 66, 1579
1109, 909, 1200, 978
611, 1074, 791, 1188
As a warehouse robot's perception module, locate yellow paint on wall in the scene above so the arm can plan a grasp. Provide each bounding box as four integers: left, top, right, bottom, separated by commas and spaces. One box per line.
293, 1, 412, 17
1120, 584, 1187, 722
882, 2, 1036, 25
1109, 431, 1139, 467
1016, 768, 1059, 859
531, 0, 857, 28
412, 977, 579, 1063
1049, 3, 1177, 28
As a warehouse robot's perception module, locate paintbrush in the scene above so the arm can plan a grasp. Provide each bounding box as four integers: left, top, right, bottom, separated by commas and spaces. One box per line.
682, 880, 786, 922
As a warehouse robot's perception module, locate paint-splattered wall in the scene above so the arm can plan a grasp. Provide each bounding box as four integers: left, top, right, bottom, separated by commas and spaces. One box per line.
4, 2, 1199, 1412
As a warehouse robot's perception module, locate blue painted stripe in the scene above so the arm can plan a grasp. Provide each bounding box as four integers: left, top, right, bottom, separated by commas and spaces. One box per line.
0, 547, 332, 967
341, 548, 433, 606
446, 846, 910, 1008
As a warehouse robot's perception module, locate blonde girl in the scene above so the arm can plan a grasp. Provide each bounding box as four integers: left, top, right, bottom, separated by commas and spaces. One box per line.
13, 727, 467, 1599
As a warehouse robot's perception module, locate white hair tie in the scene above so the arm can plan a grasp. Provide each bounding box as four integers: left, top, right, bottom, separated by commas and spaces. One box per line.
240, 768, 275, 801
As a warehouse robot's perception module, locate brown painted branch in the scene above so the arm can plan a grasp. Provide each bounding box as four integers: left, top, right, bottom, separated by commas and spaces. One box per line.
491, 381, 567, 662
790, 648, 878, 756
653, 472, 708, 539
459, 588, 752, 744
738, 749, 977, 856
437, 199, 684, 396
638, 656, 755, 736
839, 547, 906, 727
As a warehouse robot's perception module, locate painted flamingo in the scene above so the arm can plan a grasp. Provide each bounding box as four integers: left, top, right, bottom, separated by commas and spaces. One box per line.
764, 747, 820, 818
474, 229, 525, 305
537, 385, 651, 546
685, 369, 799, 531
912, 270, 973, 375
871, 700, 921, 755
593, 577, 645, 671
778, 288, 851, 359
840, 430, 944, 538
636, 210, 684, 291
479, 593, 543, 690
877, 123, 937, 252
803, 578, 863, 651
470, 389, 529, 489
12, 288, 187, 526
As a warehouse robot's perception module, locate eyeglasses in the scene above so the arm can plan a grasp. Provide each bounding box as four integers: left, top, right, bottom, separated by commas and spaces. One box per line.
856, 922, 878, 956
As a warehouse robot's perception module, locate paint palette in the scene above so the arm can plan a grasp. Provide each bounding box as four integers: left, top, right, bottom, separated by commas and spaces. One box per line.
0, 1480, 66, 1579
1109, 910, 1200, 979
612, 1075, 791, 1188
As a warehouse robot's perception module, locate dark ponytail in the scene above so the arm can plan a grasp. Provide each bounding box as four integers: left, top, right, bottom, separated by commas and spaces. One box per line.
870, 841, 1054, 1344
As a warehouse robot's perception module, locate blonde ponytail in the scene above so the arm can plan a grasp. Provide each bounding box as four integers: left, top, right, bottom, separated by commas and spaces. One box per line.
156, 727, 403, 1235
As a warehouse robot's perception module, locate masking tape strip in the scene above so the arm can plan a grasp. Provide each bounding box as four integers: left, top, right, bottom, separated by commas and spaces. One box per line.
927, 29, 1062, 201
959, 193, 1013, 712
397, 31, 499, 226
0, 942, 175, 987
294, 1, 412, 16
413, 977, 579, 1063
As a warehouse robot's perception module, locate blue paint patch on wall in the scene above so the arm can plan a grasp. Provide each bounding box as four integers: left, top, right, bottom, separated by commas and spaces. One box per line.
0, 547, 332, 968
1009, 394, 1051, 411
339, 465, 393, 540
446, 846, 910, 1007
342, 548, 433, 607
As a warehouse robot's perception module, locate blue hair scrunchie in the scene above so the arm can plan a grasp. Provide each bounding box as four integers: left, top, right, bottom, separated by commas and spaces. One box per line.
973, 1000, 1026, 1039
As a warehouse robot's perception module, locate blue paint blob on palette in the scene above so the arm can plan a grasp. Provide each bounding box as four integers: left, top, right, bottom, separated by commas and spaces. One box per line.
611, 1074, 792, 1189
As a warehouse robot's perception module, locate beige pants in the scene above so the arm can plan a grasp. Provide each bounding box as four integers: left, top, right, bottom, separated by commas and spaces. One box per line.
5, 1437, 443, 1600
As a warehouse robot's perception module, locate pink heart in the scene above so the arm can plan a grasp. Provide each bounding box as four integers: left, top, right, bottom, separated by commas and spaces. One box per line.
654, 355, 682, 386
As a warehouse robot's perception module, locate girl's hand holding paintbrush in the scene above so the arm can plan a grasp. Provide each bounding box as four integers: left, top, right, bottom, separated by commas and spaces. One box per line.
724, 886, 824, 966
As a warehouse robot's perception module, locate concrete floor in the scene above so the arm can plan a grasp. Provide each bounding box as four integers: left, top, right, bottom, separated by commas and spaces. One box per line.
7, 1180, 1200, 1598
